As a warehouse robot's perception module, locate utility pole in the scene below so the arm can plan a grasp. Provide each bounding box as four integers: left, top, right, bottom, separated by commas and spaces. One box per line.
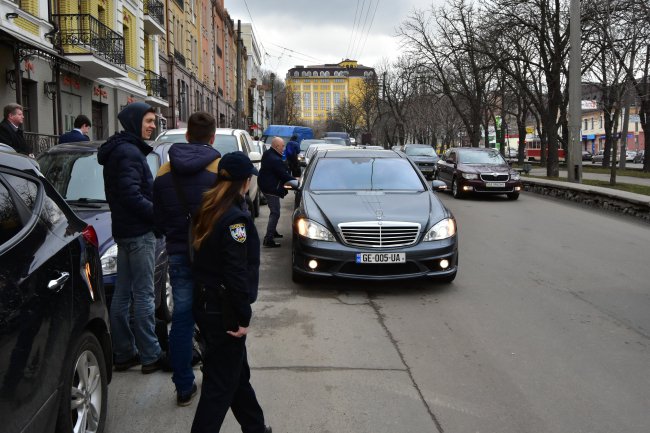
567, 0, 582, 182
270, 72, 275, 125
236, 20, 242, 129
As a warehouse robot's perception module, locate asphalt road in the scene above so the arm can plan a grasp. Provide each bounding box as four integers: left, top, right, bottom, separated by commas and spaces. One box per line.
106, 191, 650, 433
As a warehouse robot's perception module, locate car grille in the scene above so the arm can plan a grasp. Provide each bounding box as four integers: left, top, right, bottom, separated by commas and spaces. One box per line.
480, 173, 509, 181
338, 221, 420, 248
418, 162, 434, 167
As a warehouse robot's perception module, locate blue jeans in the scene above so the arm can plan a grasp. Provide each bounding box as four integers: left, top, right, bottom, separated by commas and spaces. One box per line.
168, 254, 195, 393
110, 232, 161, 365
264, 194, 281, 241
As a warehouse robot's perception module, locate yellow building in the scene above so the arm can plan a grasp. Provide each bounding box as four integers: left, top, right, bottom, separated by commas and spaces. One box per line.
286, 59, 375, 125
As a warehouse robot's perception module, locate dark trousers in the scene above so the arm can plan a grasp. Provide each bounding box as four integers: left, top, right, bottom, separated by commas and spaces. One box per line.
264, 194, 281, 241
191, 310, 265, 433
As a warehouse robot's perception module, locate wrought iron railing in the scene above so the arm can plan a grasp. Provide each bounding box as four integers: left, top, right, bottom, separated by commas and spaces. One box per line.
52, 14, 125, 66
144, 0, 164, 26
174, 49, 186, 67
26, 132, 59, 156
143, 69, 168, 99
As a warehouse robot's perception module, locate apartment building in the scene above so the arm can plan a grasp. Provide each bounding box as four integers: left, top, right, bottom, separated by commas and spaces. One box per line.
286, 59, 376, 126
240, 22, 265, 136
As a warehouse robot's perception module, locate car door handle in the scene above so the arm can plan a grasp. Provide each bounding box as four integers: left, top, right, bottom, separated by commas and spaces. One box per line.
48, 272, 70, 291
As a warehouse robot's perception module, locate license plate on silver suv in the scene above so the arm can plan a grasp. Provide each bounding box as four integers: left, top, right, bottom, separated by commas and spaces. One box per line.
356, 253, 406, 263
486, 182, 506, 187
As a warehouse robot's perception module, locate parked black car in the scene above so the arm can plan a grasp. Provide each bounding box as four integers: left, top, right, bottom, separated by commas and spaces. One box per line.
435, 147, 523, 200
0, 146, 112, 433
291, 147, 458, 283
37, 141, 173, 321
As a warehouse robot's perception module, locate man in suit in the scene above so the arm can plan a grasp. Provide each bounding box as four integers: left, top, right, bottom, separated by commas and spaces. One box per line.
59, 115, 92, 144
0, 103, 32, 156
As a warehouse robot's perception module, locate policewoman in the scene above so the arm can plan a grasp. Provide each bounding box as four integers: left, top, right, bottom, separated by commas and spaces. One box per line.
190, 151, 271, 433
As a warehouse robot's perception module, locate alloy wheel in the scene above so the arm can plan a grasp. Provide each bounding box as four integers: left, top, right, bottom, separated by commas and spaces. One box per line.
70, 350, 103, 433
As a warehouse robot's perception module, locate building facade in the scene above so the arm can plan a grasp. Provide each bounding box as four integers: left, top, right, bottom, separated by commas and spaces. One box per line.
0, 0, 257, 151
286, 59, 375, 126
241, 22, 265, 137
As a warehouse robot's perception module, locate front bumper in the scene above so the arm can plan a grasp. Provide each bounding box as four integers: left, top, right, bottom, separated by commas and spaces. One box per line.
458, 178, 522, 194
292, 235, 458, 280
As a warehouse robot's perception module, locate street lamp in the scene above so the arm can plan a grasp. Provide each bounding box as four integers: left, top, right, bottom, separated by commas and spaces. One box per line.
270, 72, 275, 125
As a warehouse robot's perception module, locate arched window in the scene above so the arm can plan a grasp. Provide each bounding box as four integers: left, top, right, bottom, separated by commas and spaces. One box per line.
294, 71, 299, 77
302, 71, 308, 77
325, 71, 330, 77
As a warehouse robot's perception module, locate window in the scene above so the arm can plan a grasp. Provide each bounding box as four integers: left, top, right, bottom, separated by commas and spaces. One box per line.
310, 158, 424, 191
584, 119, 588, 131
304, 93, 311, 109
326, 93, 331, 109
599, 115, 603, 128
334, 93, 340, 107
591, 117, 594, 129
325, 72, 330, 77
0, 180, 23, 245
294, 71, 299, 77
320, 93, 325, 110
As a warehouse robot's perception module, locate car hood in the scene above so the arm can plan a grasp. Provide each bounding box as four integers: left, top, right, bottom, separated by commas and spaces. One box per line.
304, 191, 447, 231
457, 163, 511, 174
71, 207, 114, 255
409, 156, 438, 163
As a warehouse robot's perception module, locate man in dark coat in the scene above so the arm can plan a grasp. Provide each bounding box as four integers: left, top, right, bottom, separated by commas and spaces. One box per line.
97, 101, 164, 374
153, 111, 220, 406
284, 134, 301, 177
0, 103, 31, 156
59, 114, 92, 143
258, 136, 295, 248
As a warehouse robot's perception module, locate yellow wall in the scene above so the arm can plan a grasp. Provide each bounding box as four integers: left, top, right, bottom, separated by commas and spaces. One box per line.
15, 0, 39, 35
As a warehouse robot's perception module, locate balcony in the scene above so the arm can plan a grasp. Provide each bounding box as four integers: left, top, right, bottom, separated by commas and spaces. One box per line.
143, 69, 169, 107
144, 0, 165, 35
174, 49, 186, 67
26, 132, 59, 157
52, 14, 127, 79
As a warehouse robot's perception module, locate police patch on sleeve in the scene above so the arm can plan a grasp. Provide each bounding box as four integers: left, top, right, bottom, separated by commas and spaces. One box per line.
229, 223, 247, 243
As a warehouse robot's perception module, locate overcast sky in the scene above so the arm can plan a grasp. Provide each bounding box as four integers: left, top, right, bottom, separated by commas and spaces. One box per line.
225, 0, 444, 79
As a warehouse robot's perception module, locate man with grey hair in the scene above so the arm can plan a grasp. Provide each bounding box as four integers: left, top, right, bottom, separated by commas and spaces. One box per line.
0, 103, 31, 156
258, 136, 296, 248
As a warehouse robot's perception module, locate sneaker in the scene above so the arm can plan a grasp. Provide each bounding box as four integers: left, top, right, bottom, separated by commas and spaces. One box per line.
114, 355, 140, 372
141, 354, 168, 374
273, 232, 283, 238
263, 239, 281, 248
177, 383, 198, 407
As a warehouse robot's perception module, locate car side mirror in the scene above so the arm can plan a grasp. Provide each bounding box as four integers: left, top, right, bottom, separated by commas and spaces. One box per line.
284, 179, 300, 190
431, 180, 447, 191
248, 151, 262, 164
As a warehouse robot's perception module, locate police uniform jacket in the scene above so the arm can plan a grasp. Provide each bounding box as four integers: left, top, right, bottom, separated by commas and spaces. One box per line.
192, 197, 260, 327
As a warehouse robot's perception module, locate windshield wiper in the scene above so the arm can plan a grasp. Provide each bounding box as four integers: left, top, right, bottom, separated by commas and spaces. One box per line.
67, 198, 107, 208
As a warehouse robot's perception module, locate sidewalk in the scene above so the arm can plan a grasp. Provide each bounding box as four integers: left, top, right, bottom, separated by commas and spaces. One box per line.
520, 172, 650, 222
529, 168, 650, 187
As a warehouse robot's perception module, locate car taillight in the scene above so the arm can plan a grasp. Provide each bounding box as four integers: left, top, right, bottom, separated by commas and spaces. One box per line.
82, 225, 99, 248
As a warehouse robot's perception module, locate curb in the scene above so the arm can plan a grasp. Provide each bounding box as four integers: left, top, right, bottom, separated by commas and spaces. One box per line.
522, 178, 650, 223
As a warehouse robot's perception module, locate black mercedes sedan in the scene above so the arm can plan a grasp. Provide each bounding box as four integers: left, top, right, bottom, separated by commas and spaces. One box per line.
291, 148, 458, 282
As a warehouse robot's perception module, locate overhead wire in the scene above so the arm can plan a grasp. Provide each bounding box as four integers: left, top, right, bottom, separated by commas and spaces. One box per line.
350, 0, 374, 60
348, 0, 368, 59
355, 0, 381, 61
346, 0, 362, 59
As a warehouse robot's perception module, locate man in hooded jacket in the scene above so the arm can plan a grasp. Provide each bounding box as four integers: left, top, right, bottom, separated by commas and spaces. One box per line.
153, 111, 220, 405
98, 102, 164, 373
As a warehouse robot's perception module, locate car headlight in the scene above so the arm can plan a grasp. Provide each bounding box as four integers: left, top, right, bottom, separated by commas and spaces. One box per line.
423, 218, 456, 241
510, 171, 520, 181
296, 218, 335, 241
100, 244, 118, 275
461, 172, 478, 180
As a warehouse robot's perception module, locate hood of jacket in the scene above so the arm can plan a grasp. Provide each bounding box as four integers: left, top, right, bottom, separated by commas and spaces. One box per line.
97, 102, 154, 164
169, 142, 221, 175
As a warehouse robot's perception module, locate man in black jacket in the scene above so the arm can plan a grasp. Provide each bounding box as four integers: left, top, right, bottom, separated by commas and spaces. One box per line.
153, 112, 220, 406
59, 114, 91, 144
258, 136, 295, 248
97, 102, 164, 374
0, 103, 32, 156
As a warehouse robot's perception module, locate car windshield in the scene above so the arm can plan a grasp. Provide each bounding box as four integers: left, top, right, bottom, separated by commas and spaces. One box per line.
38, 152, 159, 201
309, 158, 424, 191
156, 133, 186, 144
323, 138, 347, 146
213, 135, 239, 155
459, 150, 506, 164
405, 146, 436, 157
300, 140, 326, 151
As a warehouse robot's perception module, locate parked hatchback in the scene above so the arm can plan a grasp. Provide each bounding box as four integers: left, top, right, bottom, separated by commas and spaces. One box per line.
1, 147, 112, 433
435, 147, 523, 200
